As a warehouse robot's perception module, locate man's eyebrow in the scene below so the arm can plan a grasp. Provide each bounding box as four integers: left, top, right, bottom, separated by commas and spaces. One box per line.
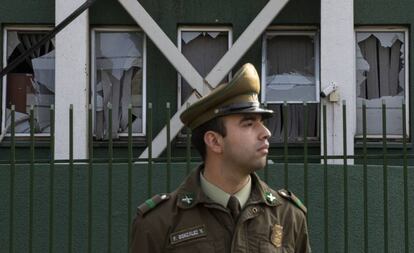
239, 115, 259, 123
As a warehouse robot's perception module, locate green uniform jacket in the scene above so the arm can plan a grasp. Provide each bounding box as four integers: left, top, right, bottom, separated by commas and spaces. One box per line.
130, 167, 311, 253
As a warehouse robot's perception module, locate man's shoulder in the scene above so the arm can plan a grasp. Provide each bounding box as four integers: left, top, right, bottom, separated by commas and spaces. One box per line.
136, 193, 177, 217
276, 189, 307, 215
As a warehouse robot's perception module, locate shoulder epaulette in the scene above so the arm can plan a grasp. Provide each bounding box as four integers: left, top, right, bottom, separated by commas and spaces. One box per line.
137, 194, 170, 216
277, 189, 307, 214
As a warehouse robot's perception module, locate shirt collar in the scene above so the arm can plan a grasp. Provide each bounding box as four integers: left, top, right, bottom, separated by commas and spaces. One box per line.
200, 172, 251, 209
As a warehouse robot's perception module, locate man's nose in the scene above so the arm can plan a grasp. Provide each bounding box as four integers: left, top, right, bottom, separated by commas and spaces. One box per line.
259, 123, 271, 140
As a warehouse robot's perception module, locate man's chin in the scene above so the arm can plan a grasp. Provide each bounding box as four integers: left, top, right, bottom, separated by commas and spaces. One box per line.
250, 160, 267, 172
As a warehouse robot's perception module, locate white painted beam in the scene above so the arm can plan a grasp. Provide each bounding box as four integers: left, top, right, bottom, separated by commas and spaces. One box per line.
118, 0, 209, 95
118, 0, 290, 158
55, 0, 89, 159
320, 0, 355, 164
205, 0, 289, 87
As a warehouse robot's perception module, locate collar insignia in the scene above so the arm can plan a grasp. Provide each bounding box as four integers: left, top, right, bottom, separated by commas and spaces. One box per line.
265, 192, 276, 204
181, 195, 194, 205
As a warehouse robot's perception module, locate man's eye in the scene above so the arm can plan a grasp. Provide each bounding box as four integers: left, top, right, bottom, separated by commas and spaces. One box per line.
243, 121, 254, 126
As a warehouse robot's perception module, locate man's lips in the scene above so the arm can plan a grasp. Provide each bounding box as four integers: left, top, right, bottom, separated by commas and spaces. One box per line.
257, 144, 269, 153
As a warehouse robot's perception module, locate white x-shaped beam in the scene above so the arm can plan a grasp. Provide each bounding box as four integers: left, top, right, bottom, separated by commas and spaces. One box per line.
118, 0, 289, 158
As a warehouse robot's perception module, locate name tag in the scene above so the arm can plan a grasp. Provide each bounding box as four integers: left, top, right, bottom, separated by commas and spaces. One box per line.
170, 225, 207, 245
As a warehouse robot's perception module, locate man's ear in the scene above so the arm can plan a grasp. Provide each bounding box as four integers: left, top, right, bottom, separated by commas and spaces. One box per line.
204, 131, 223, 154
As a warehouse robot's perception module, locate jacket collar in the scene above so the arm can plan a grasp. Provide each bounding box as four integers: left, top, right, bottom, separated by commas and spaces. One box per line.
176, 164, 281, 209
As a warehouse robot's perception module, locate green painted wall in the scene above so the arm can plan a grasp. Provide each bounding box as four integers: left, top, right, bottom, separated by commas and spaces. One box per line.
0, 163, 413, 252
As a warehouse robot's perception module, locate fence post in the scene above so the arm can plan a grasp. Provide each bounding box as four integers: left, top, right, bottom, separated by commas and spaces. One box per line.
88, 104, 93, 253
29, 105, 35, 253
382, 100, 388, 253
127, 104, 132, 250
108, 103, 113, 253
362, 100, 368, 253
49, 105, 55, 253
69, 104, 74, 253
147, 103, 153, 198
322, 102, 328, 253
9, 105, 16, 253
342, 100, 348, 253
283, 102, 288, 189
166, 103, 171, 192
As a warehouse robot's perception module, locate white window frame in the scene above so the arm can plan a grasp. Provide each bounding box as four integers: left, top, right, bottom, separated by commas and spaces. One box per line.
354, 26, 409, 139
91, 27, 147, 137
261, 28, 320, 104
2, 25, 54, 137
177, 26, 233, 108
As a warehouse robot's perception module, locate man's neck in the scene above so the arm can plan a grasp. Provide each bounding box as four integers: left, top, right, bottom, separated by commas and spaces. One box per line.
203, 160, 250, 194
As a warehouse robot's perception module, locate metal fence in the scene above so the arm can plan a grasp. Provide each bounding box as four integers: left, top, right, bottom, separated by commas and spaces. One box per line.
0, 101, 413, 253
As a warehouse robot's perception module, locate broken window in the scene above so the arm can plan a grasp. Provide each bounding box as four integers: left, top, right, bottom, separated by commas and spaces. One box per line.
92, 30, 145, 139
2, 28, 55, 135
356, 30, 408, 137
262, 31, 320, 142
178, 28, 231, 105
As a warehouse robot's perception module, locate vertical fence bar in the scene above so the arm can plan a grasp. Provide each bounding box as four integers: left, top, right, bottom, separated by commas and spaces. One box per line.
322, 103, 328, 253
147, 103, 153, 198
382, 101, 388, 253
402, 100, 408, 253
108, 103, 113, 253
263, 102, 268, 183
303, 102, 308, 206
9, 105, 15, 253
49, 105, 55, 253
186, 127, 191, 175
362, 100, 368, 253
127, 104, 132, 249
283, 102, 288, 189
29, 106, 34, 253
88, 104, 93, 253
166, 103, 171, 192
69, 104, 74, 253
342, 101, 348, 253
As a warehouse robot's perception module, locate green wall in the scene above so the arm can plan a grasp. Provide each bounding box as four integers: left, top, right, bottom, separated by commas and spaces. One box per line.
0, 162, 413, 252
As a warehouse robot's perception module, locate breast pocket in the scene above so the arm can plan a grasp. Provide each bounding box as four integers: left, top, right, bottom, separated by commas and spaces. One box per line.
259, 242, 293, 253
168, 240, 216, 253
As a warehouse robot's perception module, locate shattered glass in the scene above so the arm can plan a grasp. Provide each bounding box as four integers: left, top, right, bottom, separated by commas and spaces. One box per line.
94, 31, 144, 139
180, 31, 228, 105
265, 34, 317, 102
356, 32, 405, 136
3, 31, 55, 135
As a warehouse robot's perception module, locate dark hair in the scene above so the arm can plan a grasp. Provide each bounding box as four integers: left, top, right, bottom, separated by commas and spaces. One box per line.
191, 117, 227, 161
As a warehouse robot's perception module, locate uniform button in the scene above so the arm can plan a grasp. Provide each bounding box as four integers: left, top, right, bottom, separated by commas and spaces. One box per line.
252, 207, 258, 213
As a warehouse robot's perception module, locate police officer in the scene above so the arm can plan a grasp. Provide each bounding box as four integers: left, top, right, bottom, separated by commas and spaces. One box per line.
130, 63, 311, 253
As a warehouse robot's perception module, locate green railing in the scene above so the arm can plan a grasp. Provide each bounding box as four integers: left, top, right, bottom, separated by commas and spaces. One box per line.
0, 101, 413, 253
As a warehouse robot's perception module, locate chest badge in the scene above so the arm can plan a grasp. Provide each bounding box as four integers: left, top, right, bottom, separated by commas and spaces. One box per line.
271, 224, 283, 248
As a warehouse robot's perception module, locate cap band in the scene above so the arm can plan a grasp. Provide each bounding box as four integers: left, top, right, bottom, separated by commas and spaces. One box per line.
214, 102, 260, 115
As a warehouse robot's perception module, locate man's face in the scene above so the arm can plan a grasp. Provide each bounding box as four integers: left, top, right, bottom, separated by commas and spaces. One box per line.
221, 113, 271, 174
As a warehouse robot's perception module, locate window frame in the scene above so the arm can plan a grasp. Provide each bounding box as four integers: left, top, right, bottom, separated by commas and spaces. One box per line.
261, 28, 320, 104
176, 26, 233, 108
354, 26, 409, 139
2, 25, 54, 137
90, 26, 147, 138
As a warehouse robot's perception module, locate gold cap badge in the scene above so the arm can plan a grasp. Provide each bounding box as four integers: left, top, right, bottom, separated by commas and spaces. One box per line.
271, 224, 283, 248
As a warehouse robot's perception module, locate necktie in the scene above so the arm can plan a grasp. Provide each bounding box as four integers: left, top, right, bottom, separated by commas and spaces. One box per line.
227, 195, 241, 221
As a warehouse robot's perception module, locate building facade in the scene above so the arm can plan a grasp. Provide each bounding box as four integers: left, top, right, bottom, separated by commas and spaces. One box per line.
0, 0, 411, 162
